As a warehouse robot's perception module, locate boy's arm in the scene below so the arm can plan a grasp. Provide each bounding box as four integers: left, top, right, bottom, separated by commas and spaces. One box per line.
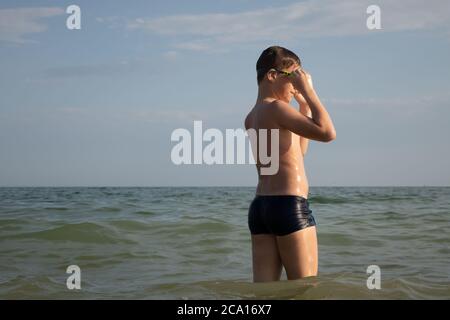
271, 69, 336, 143
300, 103, 312, 156
294, 91, 312, 156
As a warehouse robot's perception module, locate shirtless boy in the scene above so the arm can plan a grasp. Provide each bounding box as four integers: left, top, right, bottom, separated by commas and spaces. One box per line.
245, 46, 336, 282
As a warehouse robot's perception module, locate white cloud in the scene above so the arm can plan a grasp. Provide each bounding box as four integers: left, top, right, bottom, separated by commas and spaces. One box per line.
323, 94, 450, 109
128, 108, 207, 124
162, 50, 178, 61
0, 7, 64, 44
95, 16, 124, 29
322, 93, 450, 118
43, 58, 160, 78
124, 0, 450, 51
174, 40, 212, 52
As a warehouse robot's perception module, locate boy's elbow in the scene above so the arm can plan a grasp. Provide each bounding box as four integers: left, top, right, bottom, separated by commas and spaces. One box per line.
323, 129, 336, 142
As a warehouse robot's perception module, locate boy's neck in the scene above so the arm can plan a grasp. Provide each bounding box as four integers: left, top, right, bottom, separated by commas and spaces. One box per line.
256, 87, 277, 104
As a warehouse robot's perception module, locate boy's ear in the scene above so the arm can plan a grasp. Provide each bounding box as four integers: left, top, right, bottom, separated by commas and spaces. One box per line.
266, 70, 276, 82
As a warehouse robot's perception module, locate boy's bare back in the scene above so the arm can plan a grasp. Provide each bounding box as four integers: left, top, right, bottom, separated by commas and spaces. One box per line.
245, 100, 309, 198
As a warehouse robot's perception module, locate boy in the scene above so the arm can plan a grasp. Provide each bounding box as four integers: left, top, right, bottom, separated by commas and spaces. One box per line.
245, 46, 336, 282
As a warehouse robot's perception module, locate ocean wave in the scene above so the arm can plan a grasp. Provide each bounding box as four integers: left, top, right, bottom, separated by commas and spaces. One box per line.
8, 222, 135, 244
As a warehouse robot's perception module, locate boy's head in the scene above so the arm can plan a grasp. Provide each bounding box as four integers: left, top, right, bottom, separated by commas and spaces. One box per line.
256, 46, 301, 85
256, 46, 302, 102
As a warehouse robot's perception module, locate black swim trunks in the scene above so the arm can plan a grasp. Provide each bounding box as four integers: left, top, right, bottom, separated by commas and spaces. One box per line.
248, 195, 316, 236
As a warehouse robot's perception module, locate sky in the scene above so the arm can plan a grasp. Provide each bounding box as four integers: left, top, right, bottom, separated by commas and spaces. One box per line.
0, 0, 450, 187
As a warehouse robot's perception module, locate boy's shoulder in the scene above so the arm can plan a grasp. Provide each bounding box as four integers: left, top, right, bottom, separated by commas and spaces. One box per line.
265, 99, 292, 116
247, 100, 289, 126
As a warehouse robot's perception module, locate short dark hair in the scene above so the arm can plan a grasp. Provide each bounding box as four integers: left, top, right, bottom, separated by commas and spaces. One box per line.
256, 46, 301, 85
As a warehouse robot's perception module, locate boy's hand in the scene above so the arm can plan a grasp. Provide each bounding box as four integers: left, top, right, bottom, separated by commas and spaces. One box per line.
292, 69, 314, 95
293, 90, 307, 105
293, 90, 312, 116
293, 72, 314, 111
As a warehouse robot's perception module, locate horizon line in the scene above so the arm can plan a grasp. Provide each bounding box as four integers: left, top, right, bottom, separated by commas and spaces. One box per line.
0, 185, 448, 188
